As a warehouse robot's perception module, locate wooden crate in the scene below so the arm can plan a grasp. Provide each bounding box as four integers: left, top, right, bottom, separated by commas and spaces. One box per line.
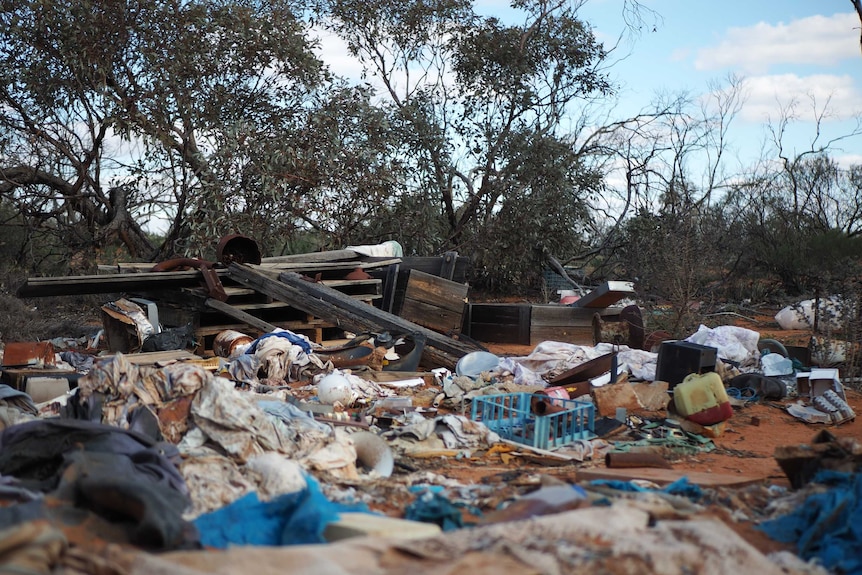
463, 303, 531, 345
530, 305, 623, 346
398, 269, 468, 334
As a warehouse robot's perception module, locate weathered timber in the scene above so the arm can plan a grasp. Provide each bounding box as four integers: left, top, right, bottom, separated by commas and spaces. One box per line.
572, 281, 635, 309
226, 264, 483, 369
261, 249, 362, 264
17, 270, 219, 298
530, 305, 624, 346
463, 303, 532, 345
257, 258, 401, 272
204, 298, 278, 334
399, 269, 468, 334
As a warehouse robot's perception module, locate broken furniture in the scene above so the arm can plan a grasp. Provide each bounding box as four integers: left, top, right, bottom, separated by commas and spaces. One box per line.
462, 281, 643, 348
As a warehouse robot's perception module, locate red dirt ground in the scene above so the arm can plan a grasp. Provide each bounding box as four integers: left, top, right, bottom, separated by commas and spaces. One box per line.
460, 307, 862, 488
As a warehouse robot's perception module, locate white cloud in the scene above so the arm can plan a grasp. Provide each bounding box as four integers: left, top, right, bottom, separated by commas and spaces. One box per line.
313, 31, 365, 83
835, 153, 862, 168
695, 12, 858, 74
739, 73, 862, 123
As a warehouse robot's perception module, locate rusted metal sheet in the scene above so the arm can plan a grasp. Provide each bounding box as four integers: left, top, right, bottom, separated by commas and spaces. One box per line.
1, 342, 56, 368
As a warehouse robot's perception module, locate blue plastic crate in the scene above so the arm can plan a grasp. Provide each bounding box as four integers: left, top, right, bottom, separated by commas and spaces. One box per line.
470, 392, 595, 450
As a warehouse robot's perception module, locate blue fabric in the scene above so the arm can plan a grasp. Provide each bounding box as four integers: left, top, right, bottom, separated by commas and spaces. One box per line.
404, 490, 468, 532
246, 330, 312, 355
588, 477, 704, 500
194, 476, 366, 548
758, 471, 862, 574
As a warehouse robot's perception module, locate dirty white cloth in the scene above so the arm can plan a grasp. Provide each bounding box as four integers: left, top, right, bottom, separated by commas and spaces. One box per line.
254, 337, 306, 381
190, 377, 297, 462
245, 454, 307, 501
384, 414, 499, 450
179, 446, 255, 519
313, 369, 393, 407
301, 428, 359, 480
345, 240, 403, 257
684, 324, 760, 364
498, 342, 658, 386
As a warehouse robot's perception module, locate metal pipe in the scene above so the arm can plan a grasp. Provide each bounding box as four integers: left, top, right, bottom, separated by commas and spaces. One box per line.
605, 451, 671, 469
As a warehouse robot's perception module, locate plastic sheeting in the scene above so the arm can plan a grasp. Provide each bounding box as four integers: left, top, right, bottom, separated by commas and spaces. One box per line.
758, 470, 862, 574
193, 475, 366, 548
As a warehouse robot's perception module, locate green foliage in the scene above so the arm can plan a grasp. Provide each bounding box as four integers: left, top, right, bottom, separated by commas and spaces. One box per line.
613, 203, 730, 337
730, 155, 862, 296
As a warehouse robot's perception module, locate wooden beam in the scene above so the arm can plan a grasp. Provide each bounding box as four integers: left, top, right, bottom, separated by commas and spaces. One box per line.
204, 298, 278, 334
17, 270, 215, 298
261, 249, 361, 264
226, 264, 484, 369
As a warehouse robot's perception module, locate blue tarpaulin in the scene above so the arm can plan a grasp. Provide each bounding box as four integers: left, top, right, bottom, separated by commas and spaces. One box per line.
758, 470, 862, 574
588, 477, 704, 500
194, 475, 366, 548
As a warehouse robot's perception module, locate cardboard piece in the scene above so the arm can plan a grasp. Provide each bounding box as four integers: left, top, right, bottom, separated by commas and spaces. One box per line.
591, 380, 643, 418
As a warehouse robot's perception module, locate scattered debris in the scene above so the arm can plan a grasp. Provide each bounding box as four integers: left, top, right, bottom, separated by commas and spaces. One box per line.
0, 242, 859, 573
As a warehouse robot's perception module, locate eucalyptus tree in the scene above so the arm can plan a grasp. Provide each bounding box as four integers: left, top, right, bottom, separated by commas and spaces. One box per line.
0, 0, 325, 269
315, 0, 614, 290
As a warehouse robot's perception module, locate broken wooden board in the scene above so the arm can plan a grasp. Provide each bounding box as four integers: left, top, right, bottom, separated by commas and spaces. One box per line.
100, 349, 202, 365
399, 269, 468, 334
576, 466, 764, 487
530, 305, 621, 346
550, 353, 614, 386
226, 264, 484, 370
572, 281, 635, 309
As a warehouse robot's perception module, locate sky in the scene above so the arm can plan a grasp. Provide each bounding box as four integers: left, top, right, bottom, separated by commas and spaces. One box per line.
572, 0, 862, 167
318, 0, 862, 171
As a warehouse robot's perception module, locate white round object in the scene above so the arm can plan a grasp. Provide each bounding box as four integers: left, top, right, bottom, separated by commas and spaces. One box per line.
456, 351, 500, 378
317, 373, 353, 405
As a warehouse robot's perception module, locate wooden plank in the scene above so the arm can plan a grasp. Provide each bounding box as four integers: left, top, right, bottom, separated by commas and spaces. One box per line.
572, 281, 635, 309
226, 264, 483, 370
464, 303, 532, 345
550, 353, 614, 386
399, 256, 471, 283
17, 270, 220, 298
257, 258, 401, 272
576, 467, 764, 488
468, 303, 530, 323
530, 305, 598, 327
400, 299, 464, 334
204, 298, 278, 334
261, 249, 362, 264
399, 269, 468, 333
530, 325, 594, 346
319, 279, 381, 289
101, 350, 202, 365
379, 263, 400, 313
403, 270, 468, 312
468, 323, 529, 345
440, 251, 459, 280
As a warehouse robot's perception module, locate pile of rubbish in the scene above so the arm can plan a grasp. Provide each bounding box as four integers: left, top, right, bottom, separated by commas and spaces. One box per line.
0, 308, 860, 573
